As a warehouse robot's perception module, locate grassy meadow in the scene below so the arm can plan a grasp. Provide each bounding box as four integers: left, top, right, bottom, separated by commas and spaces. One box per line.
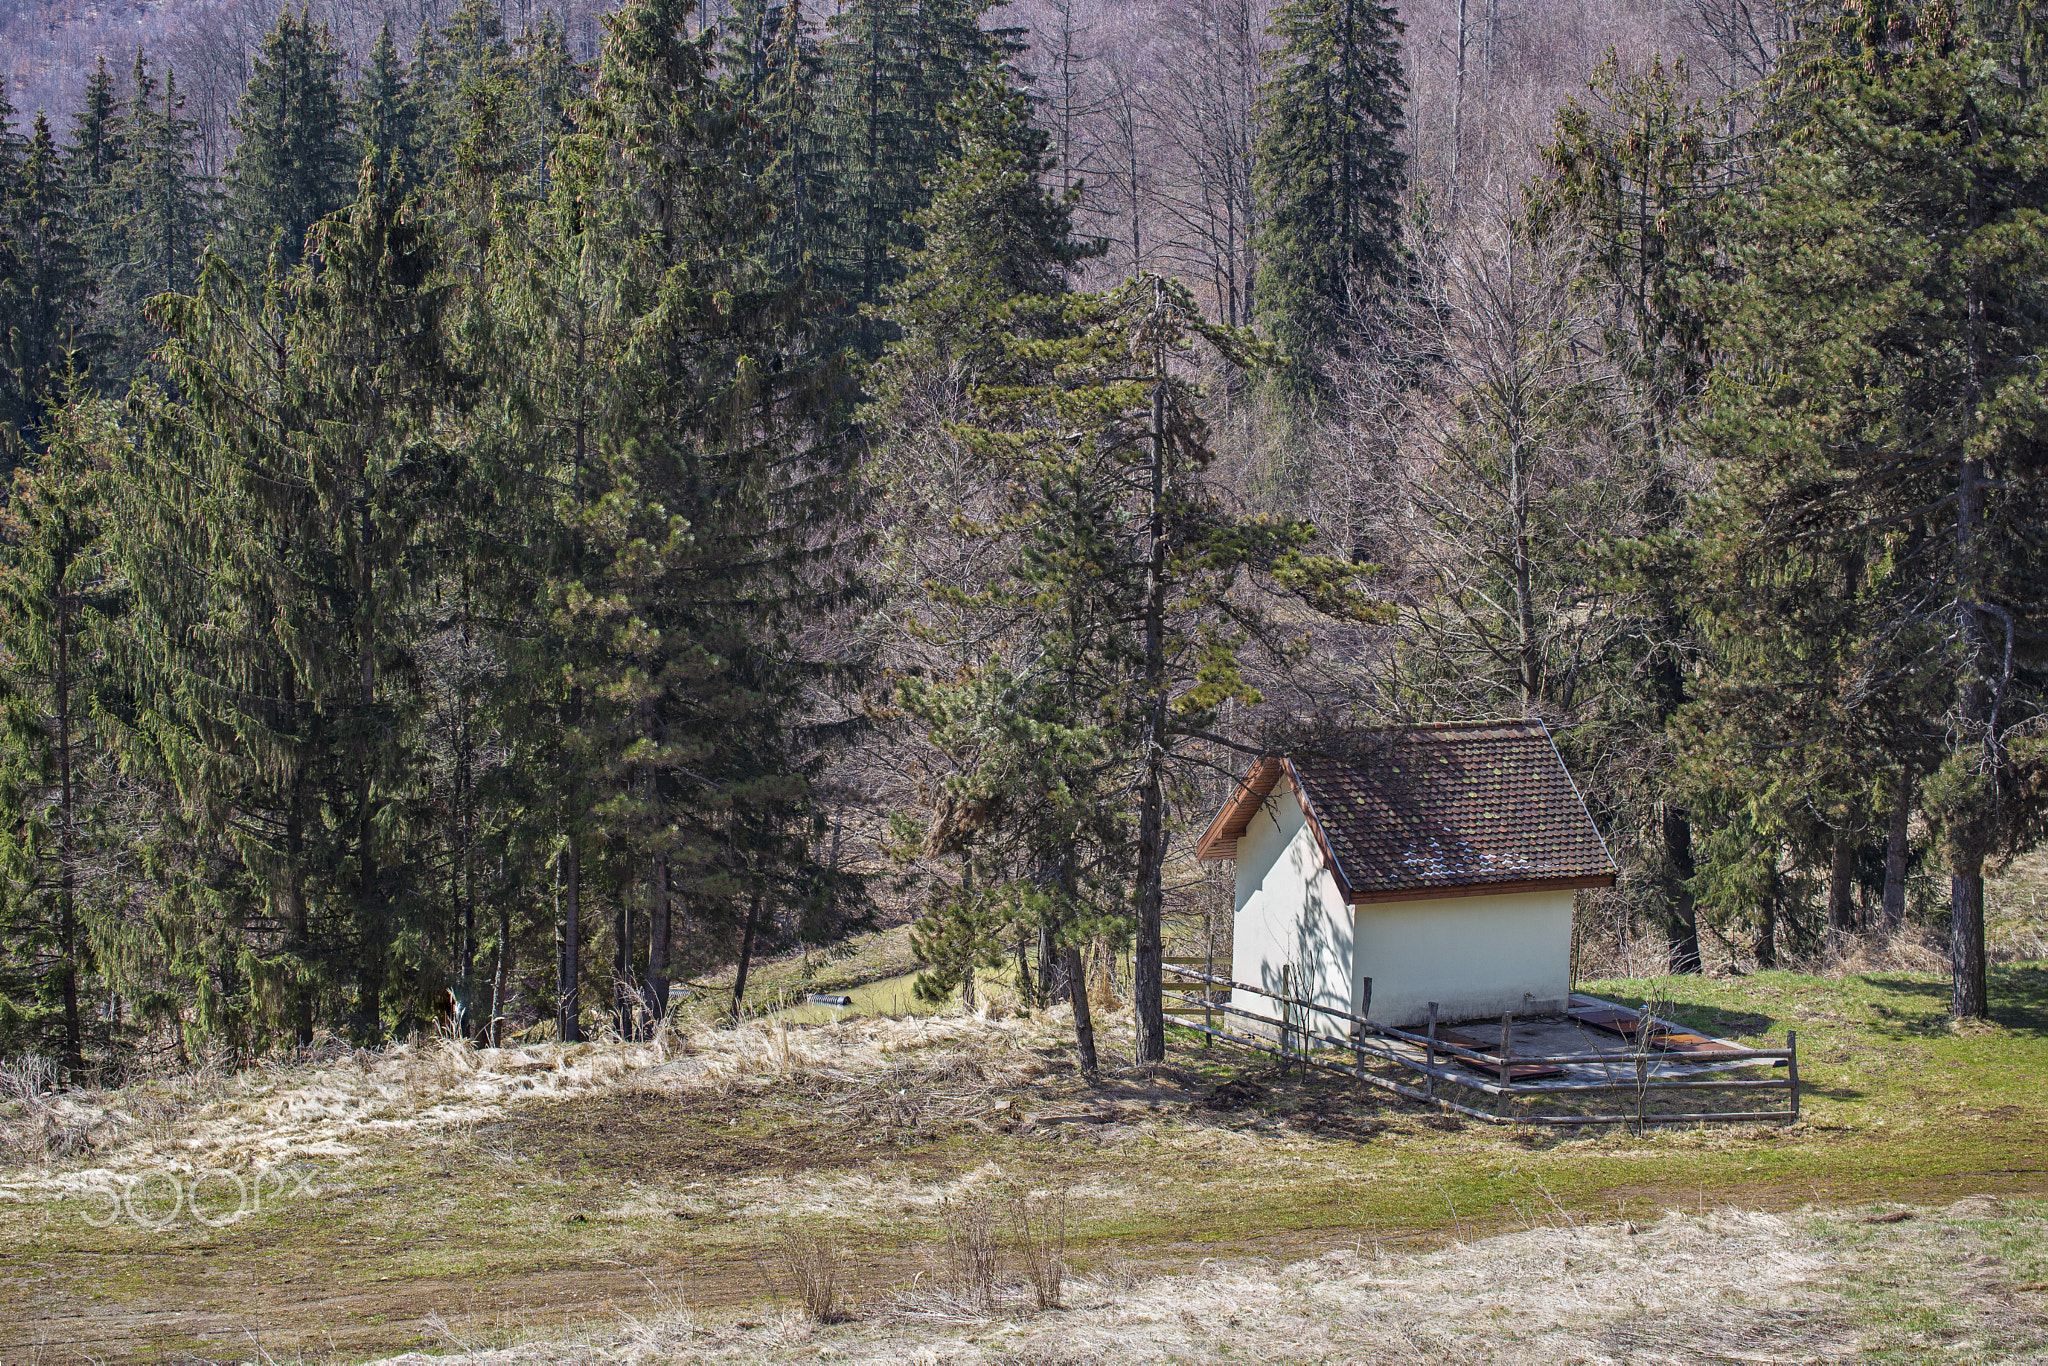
1, 952, 2044, 1362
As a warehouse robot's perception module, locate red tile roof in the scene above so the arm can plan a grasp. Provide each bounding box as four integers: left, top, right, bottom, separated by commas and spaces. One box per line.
1194, 722, 1616, 902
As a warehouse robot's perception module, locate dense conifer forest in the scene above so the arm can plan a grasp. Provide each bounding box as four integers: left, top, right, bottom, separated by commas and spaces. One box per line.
0, 0, 2044, 1078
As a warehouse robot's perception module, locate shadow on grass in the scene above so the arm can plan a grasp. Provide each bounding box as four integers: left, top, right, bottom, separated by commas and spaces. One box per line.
1990, 962, 2048, 1036
1861, 963, 2048, 1038
1665, 1004, 1778, 1038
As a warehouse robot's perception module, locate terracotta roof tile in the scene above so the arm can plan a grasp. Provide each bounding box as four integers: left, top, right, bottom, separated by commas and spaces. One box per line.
1196, 722, 1616, 900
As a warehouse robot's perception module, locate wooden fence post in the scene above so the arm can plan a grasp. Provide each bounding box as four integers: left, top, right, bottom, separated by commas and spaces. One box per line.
1786, 1029, 1799, 1125
1353, 975, 1372, 1078
1496, 1011, 1514, 1117
1204, 936, 1216, 1046
1280, 965, 1293, 1075
1424, 1002, 1439, 1102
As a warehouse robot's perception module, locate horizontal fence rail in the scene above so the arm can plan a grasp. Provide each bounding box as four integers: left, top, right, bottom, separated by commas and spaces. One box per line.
1161, 963, 1799, 1128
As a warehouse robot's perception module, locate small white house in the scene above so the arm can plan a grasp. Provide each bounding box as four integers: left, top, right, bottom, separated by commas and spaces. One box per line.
1194, 721, 1616, 1033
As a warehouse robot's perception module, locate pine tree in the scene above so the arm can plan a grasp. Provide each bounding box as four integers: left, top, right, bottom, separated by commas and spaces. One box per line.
1251, 0, 1407, 394
0, 392, 121, 1075
356, 21, 423, 191
1694, 4, 2048, 1017
218, 8, 355, 275
0, 112, 96, 458
919, 272, 1382, 1062
104, 60, 207, 375
865, 71, 1101, 494
115, 160, 458, 1044
878, 72, 1110, 1066
823, 0, 1009, 344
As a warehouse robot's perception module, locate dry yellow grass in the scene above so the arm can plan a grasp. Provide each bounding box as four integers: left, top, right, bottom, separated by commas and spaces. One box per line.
360, 1198, 2048, 1365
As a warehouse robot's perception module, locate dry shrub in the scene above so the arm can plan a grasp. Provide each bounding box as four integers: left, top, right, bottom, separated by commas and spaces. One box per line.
776, 1224, 847, 1322
0, 1053, 57, 1103
941, 1191, 1004, 1315
1009, 1183, 1071, 1310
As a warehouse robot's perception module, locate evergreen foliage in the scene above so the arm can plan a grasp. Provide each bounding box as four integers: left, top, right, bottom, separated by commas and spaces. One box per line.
1252, 0, 1407, 394
91, 54, 208, 379
1691, 3, 2048, 1017
218, 8, 355, 275
115, 161, 458, 1046
0, 111, 96, 457
0, 394, 121, 1074
356, 22, 423, 191
822, 0, 1011, 345
10, 0, 2048, 1072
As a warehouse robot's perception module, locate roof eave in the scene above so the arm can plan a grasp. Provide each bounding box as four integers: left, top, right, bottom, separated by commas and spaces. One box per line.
1192, 756, 1283, 860
1346, 873, 1617, 906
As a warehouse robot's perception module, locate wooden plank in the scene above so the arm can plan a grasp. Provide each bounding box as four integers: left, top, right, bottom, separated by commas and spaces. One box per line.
1429, 1024, 1567, 1083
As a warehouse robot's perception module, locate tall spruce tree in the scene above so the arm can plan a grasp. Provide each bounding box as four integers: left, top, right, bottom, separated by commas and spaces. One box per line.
722, 0, 838, 284
356, 22, 423, 191
218, 8, 355, 275
0, 393, 121, 1075
1694, 3, 2048, 1017
1251, 0, 1407, 394
514, 0, 867, 1032
823, 0, 1009, 343
1, 112, 96, 457
116, 160, 458, 1045
65, 59, 125, 192
105, 60, 207, 376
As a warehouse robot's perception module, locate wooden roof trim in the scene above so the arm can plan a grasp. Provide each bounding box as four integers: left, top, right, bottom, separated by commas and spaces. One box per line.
1347, 874, 1617, 906
1193, 756, 1283, 859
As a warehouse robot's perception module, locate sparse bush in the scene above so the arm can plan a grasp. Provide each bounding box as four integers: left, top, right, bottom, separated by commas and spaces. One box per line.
941, 1191, 1004, 1314
776, 1224, 847, 1322
1009, 1183, 1071, 1309
0, 1054, 58, 1104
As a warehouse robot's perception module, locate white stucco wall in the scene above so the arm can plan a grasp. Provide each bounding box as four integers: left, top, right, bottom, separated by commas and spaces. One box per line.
1228, 784, 1359, 1041
1352, 889, 1574, 1028
1227, 782, 1575, 1035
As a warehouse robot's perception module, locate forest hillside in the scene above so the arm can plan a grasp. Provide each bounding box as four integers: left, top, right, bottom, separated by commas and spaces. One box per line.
0, 0, 2042, 1090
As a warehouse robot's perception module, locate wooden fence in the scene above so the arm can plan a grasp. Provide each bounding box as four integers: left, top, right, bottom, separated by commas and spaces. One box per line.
1161, 962, 1799, 1128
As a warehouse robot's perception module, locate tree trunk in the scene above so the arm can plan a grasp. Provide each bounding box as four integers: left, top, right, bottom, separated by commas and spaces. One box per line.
1949, 190, 1992, 1021
491, 896, 512, 1047
646, 854, 671, 1026
1827, 826, 1857, 953
558, 840, 583, 1042
612, 895, 632, 1037
1754, 884, 1777, 969
732, 887, 766, 1021
1950, 865, 1988, 1019
1133, 366, 1170, 1066
1651, 635, 1701, 974
1065, 946, 1098, 1079
1882, 772, 1912, 933
1662, 803, 1701, 973
55, 598, 82, 1078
